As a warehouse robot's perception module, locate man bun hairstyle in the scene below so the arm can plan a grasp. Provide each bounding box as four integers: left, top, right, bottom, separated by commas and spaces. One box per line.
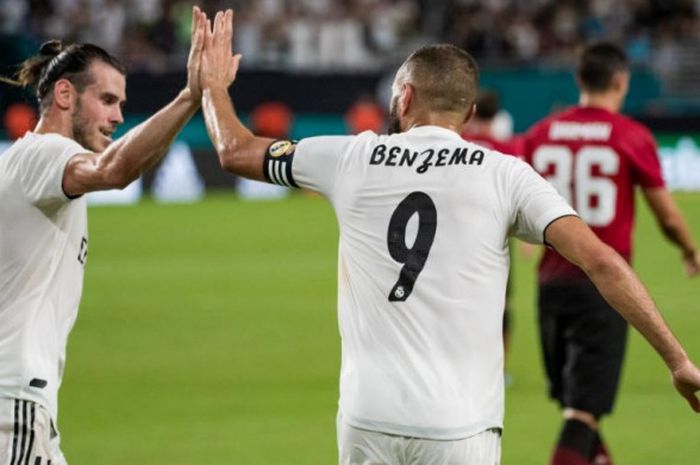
14, 40, 66, 90
4, 40, 126, 112
577, 42, 629, 93
400, 44, 479, 117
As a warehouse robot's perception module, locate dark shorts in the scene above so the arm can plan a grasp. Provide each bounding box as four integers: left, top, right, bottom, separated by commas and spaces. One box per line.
538, 280, 628, 417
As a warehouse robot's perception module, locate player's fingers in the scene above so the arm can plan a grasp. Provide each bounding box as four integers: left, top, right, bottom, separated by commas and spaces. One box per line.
204, 19, 213, 52
192, 16, 205, 56
226, 9, 234, 44
190, 5, 199, 36
211, 12, 221, 48
215, 10, 224, 36
187, 12, 205, 68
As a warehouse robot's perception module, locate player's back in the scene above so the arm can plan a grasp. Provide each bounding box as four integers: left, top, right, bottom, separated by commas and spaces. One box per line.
295, 125, 573, 439
522, 106, 664, 283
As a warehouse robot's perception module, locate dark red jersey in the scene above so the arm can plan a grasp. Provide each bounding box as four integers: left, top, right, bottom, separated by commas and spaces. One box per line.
462, 132, 523, 157
522, 106, 665, 283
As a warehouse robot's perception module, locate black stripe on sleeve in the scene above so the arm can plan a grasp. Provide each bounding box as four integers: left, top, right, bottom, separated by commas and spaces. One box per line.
10, 399, 20, 465
21, 401, 30, 465
23, 403, 36, 465
262, 140, 299, 188
15, 401, 28, 465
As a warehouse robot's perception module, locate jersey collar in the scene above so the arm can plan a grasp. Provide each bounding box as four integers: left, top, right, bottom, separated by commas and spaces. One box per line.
405, 125, 464, 141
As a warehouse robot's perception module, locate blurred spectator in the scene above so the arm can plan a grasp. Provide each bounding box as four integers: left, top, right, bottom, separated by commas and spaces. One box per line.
238, 100, 294, 199
3, 103, 37, 140
0, 0, 698, 71
251, 101, 293, 139
345, 96, 385, 134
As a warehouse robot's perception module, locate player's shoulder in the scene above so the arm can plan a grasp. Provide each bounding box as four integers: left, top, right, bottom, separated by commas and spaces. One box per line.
23, 132, 88, 158
566, 106, 653, 138
297, 130, 377, 160
24, 131, 81, 147
522, 108, 576, 149
611, 113, 654, 139
529, 107, 578, 132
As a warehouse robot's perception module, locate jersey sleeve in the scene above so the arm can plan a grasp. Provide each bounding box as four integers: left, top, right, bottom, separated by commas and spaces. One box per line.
263, 135, 357, 197
629, 125, 665, 188
18, 135, 88, 206
509, 159, 578, 244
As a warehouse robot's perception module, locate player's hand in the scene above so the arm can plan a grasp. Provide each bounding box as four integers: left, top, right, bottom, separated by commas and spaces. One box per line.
201, 9, 242, 91
682, 250, 700, 277
184, 6, 207, 102
671, 359, 700, 412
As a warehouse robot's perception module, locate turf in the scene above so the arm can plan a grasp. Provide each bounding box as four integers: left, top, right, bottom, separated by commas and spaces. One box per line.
59, 192, 700, 464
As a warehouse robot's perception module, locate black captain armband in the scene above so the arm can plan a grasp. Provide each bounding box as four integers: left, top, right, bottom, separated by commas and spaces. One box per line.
263, 139, 299, 188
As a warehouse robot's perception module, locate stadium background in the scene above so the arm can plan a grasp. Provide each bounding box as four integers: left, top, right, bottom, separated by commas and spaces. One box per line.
1, 0, 699, 463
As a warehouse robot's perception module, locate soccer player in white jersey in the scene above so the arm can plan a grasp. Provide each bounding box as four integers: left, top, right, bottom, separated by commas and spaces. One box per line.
199, 11, 700, 465
0, 7, 208, 464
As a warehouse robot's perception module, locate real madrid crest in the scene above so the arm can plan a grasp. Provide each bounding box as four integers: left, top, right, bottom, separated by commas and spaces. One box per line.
268, 140, 295, 158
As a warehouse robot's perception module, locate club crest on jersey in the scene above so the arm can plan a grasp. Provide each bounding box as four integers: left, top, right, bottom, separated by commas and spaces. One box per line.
268, 140, 296, 158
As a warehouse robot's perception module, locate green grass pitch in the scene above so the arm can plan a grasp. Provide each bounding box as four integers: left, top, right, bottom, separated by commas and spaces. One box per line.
60, 192, 700, 464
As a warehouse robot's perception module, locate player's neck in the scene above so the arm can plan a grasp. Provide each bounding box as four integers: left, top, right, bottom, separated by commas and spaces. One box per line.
405, 112, 465, 134
34, 112, 73, 139
579, 93, 622, 113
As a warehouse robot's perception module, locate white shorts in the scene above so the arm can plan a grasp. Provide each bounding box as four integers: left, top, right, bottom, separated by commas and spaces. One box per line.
337, 413, 501, 465
0, 398, 66, 465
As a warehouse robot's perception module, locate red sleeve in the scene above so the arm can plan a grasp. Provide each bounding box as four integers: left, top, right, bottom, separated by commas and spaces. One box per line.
629, 125, 665, 188
520, 123, 543, 165
503, 135, 524, 158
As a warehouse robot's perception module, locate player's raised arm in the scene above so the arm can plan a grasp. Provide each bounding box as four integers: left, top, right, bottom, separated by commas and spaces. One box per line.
200, 9, 275, 181
642, 187, 700, 276
61, 6, 207, 196
544, 215, 700, 412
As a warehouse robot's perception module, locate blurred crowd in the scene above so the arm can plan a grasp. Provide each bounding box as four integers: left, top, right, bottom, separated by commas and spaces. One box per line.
0, 0, 699, 71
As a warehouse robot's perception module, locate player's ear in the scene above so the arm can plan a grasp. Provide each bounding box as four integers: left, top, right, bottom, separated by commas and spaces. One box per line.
399, 83, 414, 117
463, 102, 476, 125
612, 71, 630, 95
53, 79, 76, 111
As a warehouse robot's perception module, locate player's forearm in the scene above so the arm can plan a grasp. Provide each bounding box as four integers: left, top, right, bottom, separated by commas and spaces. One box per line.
643, 188, 697, 258
97, 89, 200, 187
201, 86, 255, 173
585, 253, 689, 371
658, 213, 697, 258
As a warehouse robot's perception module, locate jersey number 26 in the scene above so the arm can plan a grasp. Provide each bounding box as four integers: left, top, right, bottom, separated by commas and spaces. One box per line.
533, 145, 620, 227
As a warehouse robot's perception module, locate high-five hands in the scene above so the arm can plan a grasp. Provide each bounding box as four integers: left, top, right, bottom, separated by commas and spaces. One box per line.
201, 9, 242, 91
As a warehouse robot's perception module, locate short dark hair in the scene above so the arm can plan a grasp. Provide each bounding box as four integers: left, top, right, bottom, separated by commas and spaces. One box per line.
400, 44, 479, 116
11, 40, 126, 111
474, 90, 500, 120
577, 42, 629, 93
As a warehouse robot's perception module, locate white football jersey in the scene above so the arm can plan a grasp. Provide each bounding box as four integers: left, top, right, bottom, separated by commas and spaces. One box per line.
263, 126, 576, 440
0, 132, 88, 421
